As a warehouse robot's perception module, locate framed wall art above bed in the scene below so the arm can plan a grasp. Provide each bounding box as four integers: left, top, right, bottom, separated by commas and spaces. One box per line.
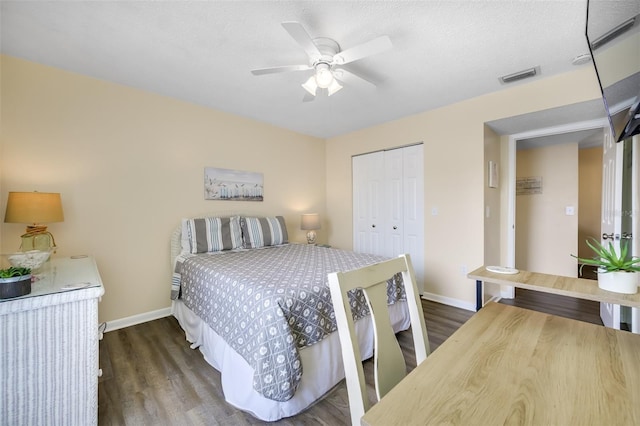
204, 167, 264, 201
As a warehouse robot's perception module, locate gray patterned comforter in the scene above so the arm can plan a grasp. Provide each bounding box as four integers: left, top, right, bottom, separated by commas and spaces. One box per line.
173, 243, 406, 402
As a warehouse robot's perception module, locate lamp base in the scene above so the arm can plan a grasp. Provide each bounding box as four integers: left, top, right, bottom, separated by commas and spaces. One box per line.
21, 225, 57, 252
306, 230, 317, 245
21, 234, 53, 251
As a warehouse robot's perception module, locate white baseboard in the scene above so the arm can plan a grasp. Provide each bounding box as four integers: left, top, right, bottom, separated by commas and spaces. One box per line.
421, 292, 476, 312
104, 307, 173, 333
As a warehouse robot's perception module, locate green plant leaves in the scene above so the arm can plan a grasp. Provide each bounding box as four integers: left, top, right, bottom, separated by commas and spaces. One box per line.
571, 237, 640, 273
0, 266, 31, 278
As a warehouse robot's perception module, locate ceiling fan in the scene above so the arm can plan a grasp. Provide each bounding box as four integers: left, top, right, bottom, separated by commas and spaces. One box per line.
251, 22, 392, 101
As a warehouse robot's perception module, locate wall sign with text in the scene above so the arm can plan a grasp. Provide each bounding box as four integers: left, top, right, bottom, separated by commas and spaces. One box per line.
516, 176, 543, 195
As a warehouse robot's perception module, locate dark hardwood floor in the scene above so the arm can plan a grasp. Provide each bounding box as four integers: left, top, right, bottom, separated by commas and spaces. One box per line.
99, 290, 601, 425
500, 288, 602, 326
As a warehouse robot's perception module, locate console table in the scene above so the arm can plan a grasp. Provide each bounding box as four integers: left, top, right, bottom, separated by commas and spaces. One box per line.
0, 256, 104, 425
468, 266, 640, 311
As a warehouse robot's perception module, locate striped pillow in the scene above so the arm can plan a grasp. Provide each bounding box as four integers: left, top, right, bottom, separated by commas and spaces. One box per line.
240, 216, 288, 248
184, 216, 243, 253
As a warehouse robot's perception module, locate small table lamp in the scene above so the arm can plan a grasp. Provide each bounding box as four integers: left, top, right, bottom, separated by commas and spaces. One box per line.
301, 213, 320, 245
4, 191, 64, 251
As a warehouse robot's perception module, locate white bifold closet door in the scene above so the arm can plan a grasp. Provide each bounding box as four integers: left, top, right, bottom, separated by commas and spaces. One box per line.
353, 144, 425, 294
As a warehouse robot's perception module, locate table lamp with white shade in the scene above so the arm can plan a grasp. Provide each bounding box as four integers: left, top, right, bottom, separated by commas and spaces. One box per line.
301, 213, 320, 245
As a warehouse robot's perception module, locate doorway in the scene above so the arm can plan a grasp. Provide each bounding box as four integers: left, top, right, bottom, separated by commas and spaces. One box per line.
504, 118, 607, 298
513, 128, 604, 277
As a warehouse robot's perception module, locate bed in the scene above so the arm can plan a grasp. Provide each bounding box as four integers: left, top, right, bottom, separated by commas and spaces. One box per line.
170, 214, 410, 421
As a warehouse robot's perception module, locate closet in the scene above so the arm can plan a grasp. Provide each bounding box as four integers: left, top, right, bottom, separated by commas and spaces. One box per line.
352, 143, 425, 294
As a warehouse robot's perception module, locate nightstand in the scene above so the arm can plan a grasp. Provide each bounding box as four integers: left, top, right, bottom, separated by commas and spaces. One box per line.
0, 256, 104, 425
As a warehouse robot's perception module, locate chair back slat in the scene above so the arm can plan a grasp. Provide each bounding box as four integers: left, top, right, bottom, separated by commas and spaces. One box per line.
328, 254, 430, 425
363, 282, 407, 399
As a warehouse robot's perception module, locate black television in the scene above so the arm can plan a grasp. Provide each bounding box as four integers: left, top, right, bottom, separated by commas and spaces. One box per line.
586, 0, 640, 142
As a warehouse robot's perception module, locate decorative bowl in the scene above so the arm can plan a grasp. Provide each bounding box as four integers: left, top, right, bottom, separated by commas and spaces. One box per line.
6, 249, 52, 271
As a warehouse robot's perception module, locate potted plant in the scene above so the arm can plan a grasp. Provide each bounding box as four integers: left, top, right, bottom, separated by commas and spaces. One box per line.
572, 237, 640, 294
0, 266, 32, 299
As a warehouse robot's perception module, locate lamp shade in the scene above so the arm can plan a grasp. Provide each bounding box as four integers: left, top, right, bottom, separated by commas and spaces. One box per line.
302, 75, 317, 96
327, 78, 343, 96
4, 192, 64, 224
301, 213, 321, 230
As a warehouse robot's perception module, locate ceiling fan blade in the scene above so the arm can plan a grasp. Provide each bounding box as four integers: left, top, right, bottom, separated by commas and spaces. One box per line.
334, 69, 377, 90
302, 92, 316, 102
251, 64, 312, 75
281, 21, 322, 59
333, 35, 392, 65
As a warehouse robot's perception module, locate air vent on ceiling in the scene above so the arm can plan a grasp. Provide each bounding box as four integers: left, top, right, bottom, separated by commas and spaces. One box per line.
499, 66, 539, 84
590, 16, 637, 51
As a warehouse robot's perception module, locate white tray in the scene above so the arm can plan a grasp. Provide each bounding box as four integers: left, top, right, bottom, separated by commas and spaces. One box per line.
485, 266, 519, 275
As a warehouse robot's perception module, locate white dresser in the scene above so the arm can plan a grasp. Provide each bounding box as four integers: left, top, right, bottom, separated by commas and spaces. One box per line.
0, 256, 104, 425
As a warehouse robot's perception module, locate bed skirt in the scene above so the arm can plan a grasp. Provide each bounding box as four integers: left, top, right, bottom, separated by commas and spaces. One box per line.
172, 299, 410, 421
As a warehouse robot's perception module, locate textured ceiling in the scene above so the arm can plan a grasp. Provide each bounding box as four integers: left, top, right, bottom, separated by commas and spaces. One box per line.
1, 1, 638, 139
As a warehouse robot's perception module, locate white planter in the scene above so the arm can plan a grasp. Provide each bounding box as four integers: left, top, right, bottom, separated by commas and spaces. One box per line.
598, 271, 639, 294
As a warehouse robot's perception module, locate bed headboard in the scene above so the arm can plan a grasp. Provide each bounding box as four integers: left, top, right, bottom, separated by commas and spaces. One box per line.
170, 210, 276, 268
170, 225, 184, 269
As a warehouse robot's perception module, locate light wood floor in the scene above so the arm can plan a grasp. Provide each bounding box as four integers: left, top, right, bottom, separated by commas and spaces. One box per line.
98, 289, 602, 425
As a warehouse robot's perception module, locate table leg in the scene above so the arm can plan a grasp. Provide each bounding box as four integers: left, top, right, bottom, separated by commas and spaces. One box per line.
476, 280, 483, 311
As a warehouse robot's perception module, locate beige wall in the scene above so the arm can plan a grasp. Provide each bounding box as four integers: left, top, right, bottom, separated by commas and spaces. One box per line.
578, 146, 603, 258
1, 53, 605, 317
482, 125, 502, 301
483, 125, 501, 267
499, 134, 512, 266
326, 67, 601, 306
515, 143, 578, 277
0, 55, 326, 323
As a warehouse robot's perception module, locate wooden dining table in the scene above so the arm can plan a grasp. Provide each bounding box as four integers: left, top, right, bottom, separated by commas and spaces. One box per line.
360, 302, 640, 426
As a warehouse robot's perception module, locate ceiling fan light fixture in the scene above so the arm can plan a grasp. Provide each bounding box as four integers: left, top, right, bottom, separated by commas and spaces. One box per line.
302, 75, 318, 96
252, 22, 393, 102
314, 63, 334, 88
327, 78, 343, 96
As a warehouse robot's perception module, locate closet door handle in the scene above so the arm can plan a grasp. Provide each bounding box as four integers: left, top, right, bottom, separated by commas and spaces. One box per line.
393, 226, 398, 230
602, 233, 614, 240
371, 224, 376, 228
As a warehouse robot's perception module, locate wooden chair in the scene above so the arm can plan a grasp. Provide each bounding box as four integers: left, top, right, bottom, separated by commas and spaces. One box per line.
328, 253, 430, 425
